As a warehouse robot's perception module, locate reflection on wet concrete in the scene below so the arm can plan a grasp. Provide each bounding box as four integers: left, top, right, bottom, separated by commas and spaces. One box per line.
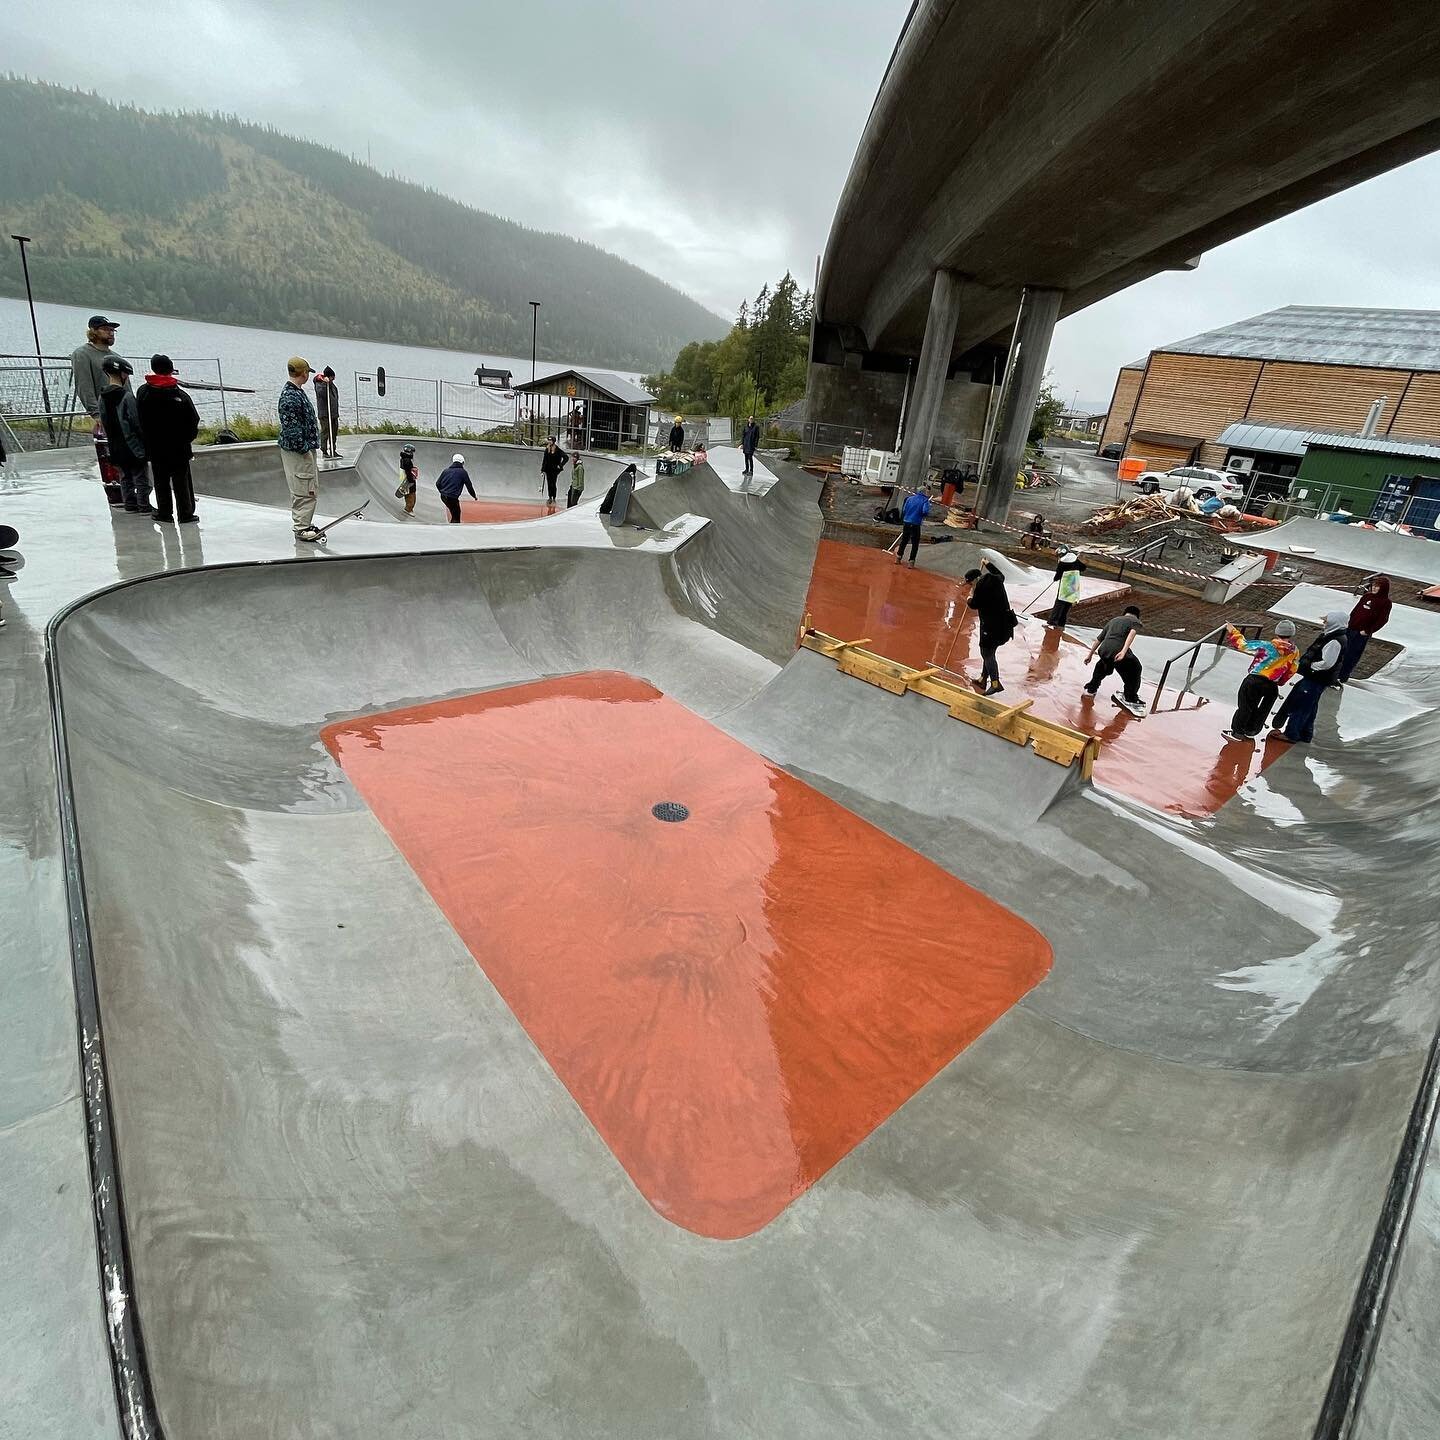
325, 670, 1052, 1238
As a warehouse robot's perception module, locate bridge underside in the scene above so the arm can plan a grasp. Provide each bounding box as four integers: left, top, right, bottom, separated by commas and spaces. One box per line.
818, 0, 1440, 363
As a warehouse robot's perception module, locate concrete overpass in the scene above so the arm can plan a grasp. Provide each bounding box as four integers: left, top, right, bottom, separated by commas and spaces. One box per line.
810, 0, 1440, 517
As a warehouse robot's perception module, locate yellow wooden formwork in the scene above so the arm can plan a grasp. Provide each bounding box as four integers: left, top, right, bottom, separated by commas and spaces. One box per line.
797, 624, 1098, 780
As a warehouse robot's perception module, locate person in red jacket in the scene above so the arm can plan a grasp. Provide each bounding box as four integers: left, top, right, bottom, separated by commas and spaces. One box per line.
1337, 574, 1392, 682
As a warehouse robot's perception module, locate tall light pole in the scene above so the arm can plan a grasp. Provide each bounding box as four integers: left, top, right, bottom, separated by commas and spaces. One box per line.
11, 234, 55, 446
528, 300, 540, 446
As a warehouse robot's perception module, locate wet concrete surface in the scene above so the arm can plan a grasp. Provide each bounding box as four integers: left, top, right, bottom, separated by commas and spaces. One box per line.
7, 440, 1440, 1436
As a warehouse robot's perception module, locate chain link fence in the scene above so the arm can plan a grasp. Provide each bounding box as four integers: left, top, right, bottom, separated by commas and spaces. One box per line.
353, 372, 514, 438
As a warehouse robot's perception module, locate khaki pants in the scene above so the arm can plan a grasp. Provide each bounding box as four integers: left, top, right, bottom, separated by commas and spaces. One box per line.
280, 447, 319, 531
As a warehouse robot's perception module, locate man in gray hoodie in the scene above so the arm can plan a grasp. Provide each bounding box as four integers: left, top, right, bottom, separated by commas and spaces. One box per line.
1270, 611, 1348, 744
71, 314, 130, 506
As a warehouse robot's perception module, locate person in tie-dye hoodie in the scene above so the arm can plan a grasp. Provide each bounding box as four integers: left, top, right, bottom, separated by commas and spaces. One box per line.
1221, 620, 1298, 743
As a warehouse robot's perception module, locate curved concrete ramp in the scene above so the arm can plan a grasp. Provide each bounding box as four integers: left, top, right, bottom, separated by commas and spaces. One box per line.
43, 464, 1440, 1436
1232, 517, 1440, 586
191, 436, 634, 524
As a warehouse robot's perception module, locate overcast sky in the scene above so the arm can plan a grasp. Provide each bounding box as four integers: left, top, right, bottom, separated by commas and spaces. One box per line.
6, 0, 1440, 408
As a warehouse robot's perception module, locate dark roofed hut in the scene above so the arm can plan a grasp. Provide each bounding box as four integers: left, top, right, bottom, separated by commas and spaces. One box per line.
512, 369, 654, 452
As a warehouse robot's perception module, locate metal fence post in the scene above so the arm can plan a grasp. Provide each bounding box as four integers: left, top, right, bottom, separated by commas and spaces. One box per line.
216, 357, 229, 429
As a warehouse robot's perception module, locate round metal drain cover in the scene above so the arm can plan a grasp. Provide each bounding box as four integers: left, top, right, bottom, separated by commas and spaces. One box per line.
651, 801, 690, 823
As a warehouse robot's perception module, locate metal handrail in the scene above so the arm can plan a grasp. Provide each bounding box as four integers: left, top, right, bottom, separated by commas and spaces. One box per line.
1149, 622, 1261, 714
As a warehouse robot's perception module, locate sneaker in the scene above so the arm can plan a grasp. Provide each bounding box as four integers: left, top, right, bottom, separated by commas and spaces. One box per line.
296, 527, 323, 543
1220, 729, 1254, 744
987, 681, 1004, 695
970, 678, 988, 693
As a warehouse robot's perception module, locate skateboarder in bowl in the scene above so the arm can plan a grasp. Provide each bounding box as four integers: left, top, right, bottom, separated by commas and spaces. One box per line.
436, 453, 477, 523
1083, 605, 1145, 716
396, 444, 419, 516
539, 437, 570, 504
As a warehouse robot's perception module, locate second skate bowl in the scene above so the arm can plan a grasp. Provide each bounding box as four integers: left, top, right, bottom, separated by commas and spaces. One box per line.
46, 463, 1440, 1436
190, 436, 636, 523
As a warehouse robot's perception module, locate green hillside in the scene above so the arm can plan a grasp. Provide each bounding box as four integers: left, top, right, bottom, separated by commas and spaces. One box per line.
0, 77, 729, 369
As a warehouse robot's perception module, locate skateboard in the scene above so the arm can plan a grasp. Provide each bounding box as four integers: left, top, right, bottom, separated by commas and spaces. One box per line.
1112, 692, 1146, 718
311, 499, 369, 542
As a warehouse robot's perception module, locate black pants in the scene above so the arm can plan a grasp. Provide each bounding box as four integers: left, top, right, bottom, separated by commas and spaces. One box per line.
544, 473, 559, 501
1230, 673, 1279, 738
152, 458, 195, 521
897, 522, 921, 563
1272, 677, 1328, 743
567, 488, 581, 508
1048, 600, 1072, 628
1086, 652, 1142, 701
742, 449, 756, 475
442, 494, 462, 523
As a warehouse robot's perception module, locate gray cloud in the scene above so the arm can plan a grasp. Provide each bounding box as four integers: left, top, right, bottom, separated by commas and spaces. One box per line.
5, 0, 1438, 398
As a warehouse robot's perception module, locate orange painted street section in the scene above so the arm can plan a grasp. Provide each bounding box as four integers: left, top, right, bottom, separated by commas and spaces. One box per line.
803, 540, 1287, 818
460, 497, 559, 523
323, 673, 1052, 1240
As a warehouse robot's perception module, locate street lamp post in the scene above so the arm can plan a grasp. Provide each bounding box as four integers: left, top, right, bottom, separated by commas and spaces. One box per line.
11, 234, 56, 447
528, 300, 540, 446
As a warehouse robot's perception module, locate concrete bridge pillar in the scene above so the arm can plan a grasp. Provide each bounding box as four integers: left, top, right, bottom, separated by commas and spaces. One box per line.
978, 286, 1063, 525
894, 268, 963, 496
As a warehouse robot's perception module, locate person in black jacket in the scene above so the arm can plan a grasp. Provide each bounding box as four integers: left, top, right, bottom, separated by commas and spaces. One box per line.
539, 436, 569, 503
965, 561, 1016, 695
1270, 610, 1348, 744
313, 365, 340, 458
436, 453, 477, 522
741, 415, 760, 477
135, 354, 201, 523
667, 416, 685, 452
99, 357, 152, 513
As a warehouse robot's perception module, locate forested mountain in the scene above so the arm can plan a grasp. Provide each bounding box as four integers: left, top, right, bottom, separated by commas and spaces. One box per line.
0, 78, 729, 369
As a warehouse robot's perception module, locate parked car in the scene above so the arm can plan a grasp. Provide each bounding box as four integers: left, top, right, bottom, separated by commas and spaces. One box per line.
1135, 464, 1246, 502
1098, 442, 1124, 460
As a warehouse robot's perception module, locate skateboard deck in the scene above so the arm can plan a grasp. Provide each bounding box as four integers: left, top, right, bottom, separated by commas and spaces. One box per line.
1112, 692, 1146, 718
313, 499, 369, 541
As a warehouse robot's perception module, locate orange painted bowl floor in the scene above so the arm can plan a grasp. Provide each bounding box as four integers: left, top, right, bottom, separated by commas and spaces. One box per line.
324, 672, 1052, 1240
803, 539, 1288, 817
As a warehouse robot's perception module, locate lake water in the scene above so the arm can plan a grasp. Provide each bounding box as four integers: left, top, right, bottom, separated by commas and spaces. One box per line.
0, 296, 648, 427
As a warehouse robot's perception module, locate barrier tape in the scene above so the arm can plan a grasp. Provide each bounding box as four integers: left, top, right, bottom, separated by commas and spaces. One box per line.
968, 510, 1218, 583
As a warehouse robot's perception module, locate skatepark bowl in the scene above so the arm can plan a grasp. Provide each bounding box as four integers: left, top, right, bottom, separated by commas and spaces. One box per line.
188, 435, 635, 524
8, 442, 1440, 1438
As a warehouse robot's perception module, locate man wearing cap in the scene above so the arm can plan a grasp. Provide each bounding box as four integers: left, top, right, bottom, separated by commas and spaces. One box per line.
313, 365, 341, 459
99, 357, 152, 513
72, 314, 129, 505
1221, 620, 1300, 743
136, 355, 202, 523
435, 453, 477, 523
278, 357, 323, 541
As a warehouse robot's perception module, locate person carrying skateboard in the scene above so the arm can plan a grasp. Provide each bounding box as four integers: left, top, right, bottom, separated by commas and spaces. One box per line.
396, 443, 419, 516
539, 436, 569, 503
436, 453, 477, 522
1083, 605, 1145, 715
1220, 620, 1298, 743
99, 357, 152, 514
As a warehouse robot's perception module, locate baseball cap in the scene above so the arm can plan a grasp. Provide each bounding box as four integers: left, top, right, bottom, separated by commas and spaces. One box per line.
88, 314, 120, 329
287, 356, 312, 375
1275, 620, 1296, 638
452, 453, 465, 463
101, 356, 134, 376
